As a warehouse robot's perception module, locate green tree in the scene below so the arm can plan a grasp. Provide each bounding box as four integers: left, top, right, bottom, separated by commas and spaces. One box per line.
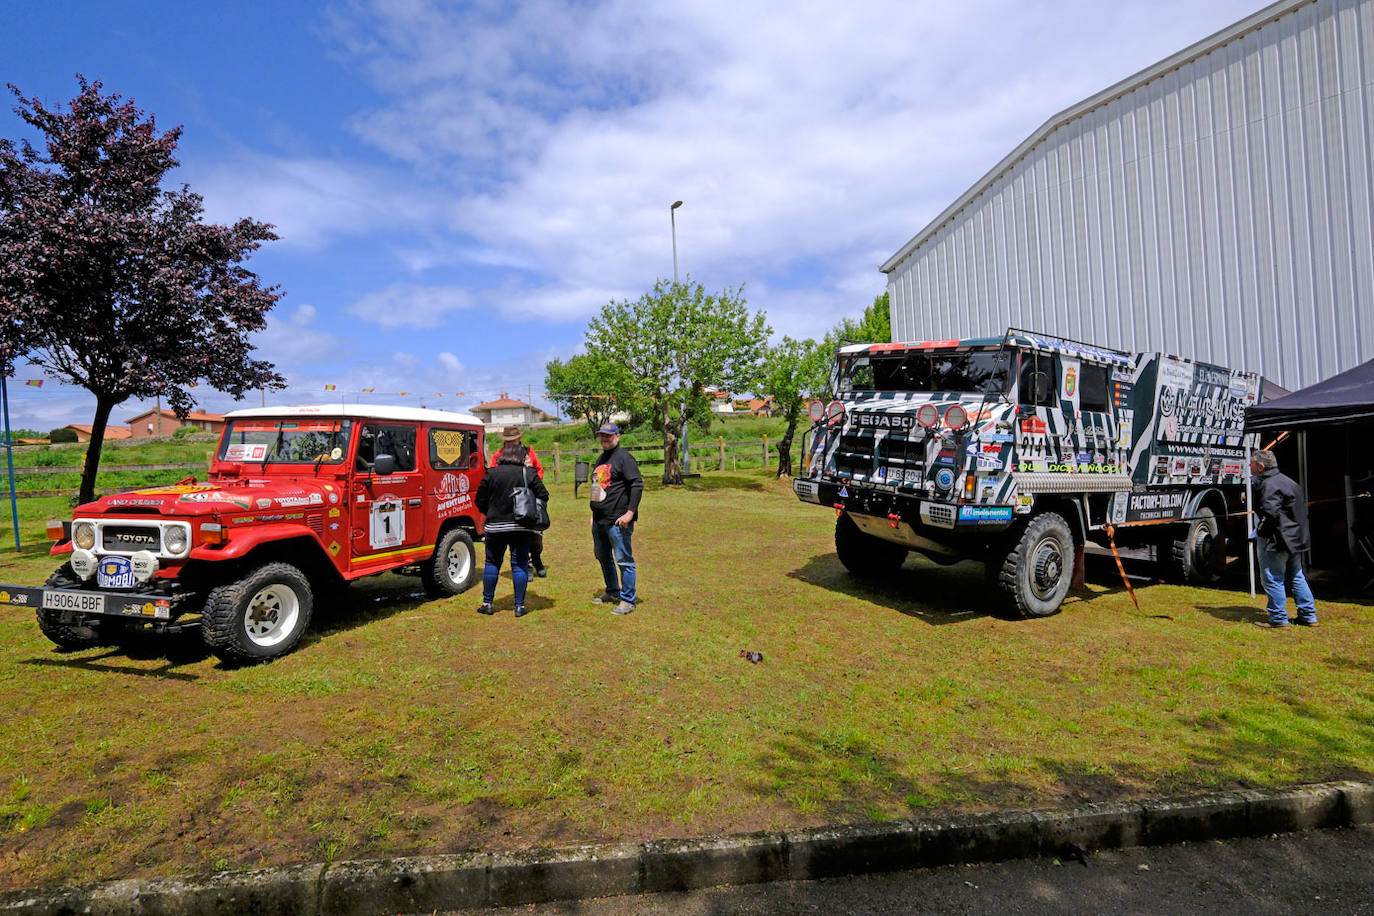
587, 278, 769, 485
824, 290, 890, 350
544, 352, 641, 436
0, 78, 284, 504
758, 336, 830, 477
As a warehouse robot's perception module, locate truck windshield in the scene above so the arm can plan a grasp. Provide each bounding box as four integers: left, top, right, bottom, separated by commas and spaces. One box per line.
218, 419, 354, 465
838, 349, 1008, 395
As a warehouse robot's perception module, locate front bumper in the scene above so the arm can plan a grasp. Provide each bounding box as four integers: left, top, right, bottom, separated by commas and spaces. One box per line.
794, 477, 1015, 533
0, 583, 190, 621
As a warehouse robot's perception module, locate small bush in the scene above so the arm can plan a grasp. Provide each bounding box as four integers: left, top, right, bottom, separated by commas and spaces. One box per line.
48, 428, 78, 444
173, 426, 199, 439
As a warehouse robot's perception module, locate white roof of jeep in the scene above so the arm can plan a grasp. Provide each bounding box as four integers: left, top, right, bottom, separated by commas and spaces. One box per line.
224, 404, 484, 426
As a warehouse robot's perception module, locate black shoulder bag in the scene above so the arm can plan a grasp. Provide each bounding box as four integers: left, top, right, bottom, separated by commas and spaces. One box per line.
511, 465, 551, 531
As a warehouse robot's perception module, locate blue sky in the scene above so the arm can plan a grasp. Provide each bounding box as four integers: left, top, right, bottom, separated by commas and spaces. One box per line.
2, 0, 1264, 433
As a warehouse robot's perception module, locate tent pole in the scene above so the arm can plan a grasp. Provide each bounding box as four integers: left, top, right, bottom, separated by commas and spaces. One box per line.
1298, 430, 1310, 567
1346, 426, 1357, 564
2, 375, 19, 551
1244, 451, 1255, 599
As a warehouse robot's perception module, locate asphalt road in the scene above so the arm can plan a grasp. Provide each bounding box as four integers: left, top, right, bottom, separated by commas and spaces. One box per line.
447, 826, 1374, 915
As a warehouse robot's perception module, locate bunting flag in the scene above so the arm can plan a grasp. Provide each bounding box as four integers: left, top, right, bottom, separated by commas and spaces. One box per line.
25, 379, 43, 388
187, 382, 199, 389
324, 384, 337, 391
361, 388, 375, 393
397, 391, 409, 396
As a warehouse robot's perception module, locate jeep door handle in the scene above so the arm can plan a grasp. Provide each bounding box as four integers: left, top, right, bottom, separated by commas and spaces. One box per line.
408, 498, 422, 507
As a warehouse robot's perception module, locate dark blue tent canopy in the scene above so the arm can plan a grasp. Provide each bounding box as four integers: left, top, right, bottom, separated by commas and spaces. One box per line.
1246, 357, 1374, 431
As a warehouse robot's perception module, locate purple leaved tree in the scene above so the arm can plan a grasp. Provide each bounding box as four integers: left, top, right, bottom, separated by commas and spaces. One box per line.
0, 77, 285, 505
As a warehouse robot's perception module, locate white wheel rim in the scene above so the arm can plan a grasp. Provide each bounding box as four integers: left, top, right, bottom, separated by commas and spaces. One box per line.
243, 583, 300, 647
446, 541, 471, 584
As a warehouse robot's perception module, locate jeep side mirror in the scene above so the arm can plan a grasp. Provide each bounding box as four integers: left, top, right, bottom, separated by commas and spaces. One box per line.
373, 454, 397, 475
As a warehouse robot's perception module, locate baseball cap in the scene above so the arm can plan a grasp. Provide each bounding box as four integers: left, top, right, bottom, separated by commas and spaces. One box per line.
596, 423, 620, 436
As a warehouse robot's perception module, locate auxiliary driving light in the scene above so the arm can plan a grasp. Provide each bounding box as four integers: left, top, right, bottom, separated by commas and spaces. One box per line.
69, 549, 98, 580
130, 550, 159, 583
944, 404, 969, 430
916, 403, 941, 429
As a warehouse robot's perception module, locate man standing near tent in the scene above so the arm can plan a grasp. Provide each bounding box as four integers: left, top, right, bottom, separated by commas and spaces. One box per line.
1250, 449, 1318, 629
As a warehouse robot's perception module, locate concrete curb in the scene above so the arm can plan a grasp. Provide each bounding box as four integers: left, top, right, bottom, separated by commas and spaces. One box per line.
4, 781, 1371, 915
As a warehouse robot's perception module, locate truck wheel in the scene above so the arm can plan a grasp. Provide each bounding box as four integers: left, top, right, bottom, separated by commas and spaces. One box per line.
834, 513, 908, 578
1162, 506, 1223, 584
999, 512, 1073, 618
423, 528, 478, 597
203, 563, 313, 664
35, 565, 101, 650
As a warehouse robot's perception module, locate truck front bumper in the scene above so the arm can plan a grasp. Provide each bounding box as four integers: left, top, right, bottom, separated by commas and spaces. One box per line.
0, 583, 189, 621
794, 477, 1015, 533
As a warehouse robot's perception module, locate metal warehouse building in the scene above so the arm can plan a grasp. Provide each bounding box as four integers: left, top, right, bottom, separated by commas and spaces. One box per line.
882, 0, 1374, 390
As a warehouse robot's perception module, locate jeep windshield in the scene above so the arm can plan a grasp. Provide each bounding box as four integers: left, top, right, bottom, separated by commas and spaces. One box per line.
218, 419, 354, 465
838, 348, 1008, 395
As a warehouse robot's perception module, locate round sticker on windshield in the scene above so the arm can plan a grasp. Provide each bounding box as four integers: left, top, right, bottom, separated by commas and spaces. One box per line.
330, 447, 342, 460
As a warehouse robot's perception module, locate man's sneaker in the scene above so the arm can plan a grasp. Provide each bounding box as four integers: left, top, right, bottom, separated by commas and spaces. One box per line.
476, 603, 495, 615
592, 592, 619, 604
514, 605, 528, 618
534, 565, 548, 578
612, 600, 636, 615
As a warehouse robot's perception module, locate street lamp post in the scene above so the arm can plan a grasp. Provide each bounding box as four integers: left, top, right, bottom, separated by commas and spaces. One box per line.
670, 200, 682, 283
670, 200, 691, 475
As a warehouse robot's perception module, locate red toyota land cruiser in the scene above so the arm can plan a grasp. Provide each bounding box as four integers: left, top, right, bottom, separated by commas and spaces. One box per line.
5, 405, 488, 663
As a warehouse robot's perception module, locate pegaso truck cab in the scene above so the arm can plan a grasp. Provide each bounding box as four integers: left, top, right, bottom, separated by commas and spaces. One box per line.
795, 329, 1262, 617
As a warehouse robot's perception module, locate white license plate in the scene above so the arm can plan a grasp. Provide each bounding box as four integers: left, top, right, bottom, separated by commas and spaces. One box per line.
42, 590, 105, 614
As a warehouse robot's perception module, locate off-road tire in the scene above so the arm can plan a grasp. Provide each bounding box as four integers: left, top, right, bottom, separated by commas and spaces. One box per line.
35, 565, 102, 650
834, 513, 908, 578
998, 512, 1074, 619
1160, 506, 1224, 584
423, 528, 478, 598
202, 563, 313, 664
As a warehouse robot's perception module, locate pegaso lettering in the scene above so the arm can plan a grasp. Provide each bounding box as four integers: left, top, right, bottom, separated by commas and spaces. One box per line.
851, 412, 916, 431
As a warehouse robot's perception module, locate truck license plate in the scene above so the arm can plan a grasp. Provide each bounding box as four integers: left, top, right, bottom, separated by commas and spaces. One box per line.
42, 590, 105, 614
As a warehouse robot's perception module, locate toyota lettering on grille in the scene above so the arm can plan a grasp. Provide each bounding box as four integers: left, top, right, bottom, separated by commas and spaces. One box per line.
106, 528, 160, 551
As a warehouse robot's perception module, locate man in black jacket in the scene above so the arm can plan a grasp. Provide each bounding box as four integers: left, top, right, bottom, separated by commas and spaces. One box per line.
1250, 449, 1318, 629
588, 423, 642, 615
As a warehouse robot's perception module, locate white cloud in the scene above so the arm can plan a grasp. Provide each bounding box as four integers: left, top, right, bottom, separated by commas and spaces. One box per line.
191, 153, 438, 250
325, 0, 1263, 329
253, 304, 348, 366
346, 284, 476, 329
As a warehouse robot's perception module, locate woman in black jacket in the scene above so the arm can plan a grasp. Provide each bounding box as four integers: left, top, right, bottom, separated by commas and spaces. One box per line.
474, 440, 551, 617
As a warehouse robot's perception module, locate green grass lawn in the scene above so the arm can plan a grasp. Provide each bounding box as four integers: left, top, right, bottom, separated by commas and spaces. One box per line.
0, 465, 1371, 892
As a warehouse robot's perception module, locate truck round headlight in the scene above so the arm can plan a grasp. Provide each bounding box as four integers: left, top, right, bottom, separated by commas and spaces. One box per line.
73, 521, 96, 551
163, 526, 189, 556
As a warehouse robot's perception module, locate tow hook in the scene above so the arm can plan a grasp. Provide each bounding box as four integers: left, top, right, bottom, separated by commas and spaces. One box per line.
887, 512, 901, 529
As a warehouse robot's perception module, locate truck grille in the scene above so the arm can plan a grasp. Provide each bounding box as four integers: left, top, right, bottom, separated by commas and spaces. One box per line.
103, 526, 161, 552
833, 435, 874, 478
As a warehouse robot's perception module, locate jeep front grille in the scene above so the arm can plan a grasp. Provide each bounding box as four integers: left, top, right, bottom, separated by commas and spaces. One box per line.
103, 526, 162, 553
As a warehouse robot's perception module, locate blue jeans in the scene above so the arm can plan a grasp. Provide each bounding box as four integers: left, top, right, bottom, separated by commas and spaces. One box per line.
1256, 540, 1316, 625
483, 532, 531, 607
592, 521, 636, 604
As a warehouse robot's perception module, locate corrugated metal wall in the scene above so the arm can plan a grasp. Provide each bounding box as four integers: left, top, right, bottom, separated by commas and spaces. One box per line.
883, 0, 1374, 389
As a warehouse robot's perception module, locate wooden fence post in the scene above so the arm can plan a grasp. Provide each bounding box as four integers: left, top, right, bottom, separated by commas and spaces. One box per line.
553, 442, 561, 484
718, 436, 725, 471
762, 434, 769, 468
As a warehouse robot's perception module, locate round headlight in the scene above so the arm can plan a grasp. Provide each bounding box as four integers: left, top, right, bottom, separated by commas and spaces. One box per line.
163, 526, 189, 556
826, 400, 845, 422
916, 403, 941, 429
73, 521, 96, 551
944, 404, 969, 430
808, 400, 825, 422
